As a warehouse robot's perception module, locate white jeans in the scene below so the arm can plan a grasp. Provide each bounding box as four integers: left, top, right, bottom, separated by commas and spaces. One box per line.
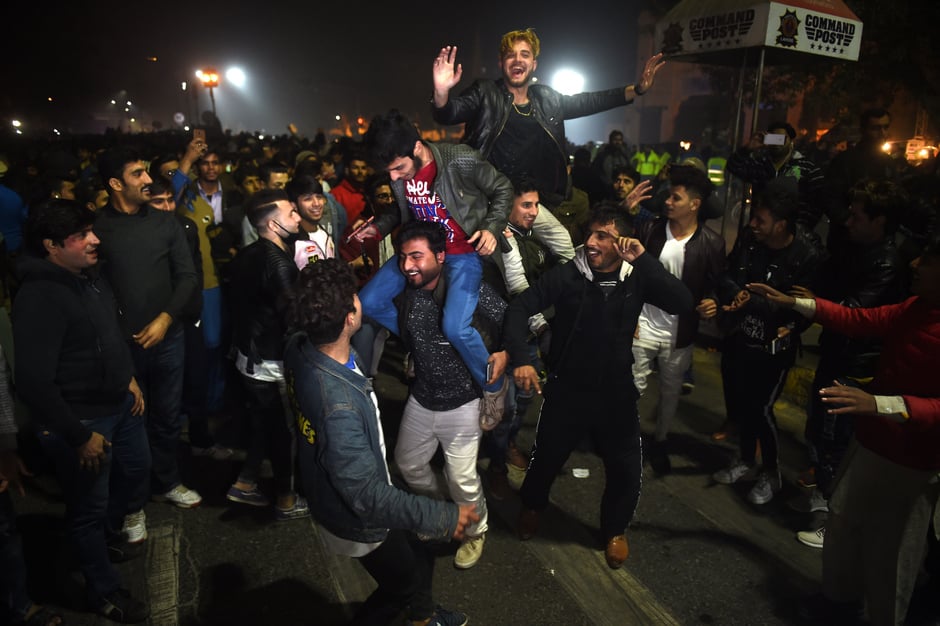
394, 396, 488, 537
631, 336, 694, 442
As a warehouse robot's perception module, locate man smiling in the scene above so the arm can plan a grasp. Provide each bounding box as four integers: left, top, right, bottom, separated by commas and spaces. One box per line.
432, 28, 665, 211
504, 207, 692, 569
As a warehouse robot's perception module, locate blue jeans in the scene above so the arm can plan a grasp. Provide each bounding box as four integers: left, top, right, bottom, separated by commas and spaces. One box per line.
37, 395, 151, 605
130, 323, 185, 493
359, 252, 498, 391
0, 491, 31, 621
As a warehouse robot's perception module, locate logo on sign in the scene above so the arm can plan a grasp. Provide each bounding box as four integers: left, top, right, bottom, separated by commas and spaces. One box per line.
776, 10, 800, 48
662, 22, 685, 54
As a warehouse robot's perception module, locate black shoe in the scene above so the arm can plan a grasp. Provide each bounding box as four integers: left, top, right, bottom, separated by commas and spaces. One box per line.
107, 538, 145, 563
97, 588, 150, 623
648, 441, 672, 475
797, 592, 864, 625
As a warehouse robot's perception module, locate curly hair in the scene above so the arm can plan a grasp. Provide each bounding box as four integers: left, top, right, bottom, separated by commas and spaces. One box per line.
286, 259, 358, 346
500, 28, 540, 59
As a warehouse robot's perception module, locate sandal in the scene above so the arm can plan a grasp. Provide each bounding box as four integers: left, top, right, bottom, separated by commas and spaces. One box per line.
19, 605, 66, 626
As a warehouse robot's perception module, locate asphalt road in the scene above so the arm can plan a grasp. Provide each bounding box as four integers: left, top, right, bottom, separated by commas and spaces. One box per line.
9, 332, 937, 625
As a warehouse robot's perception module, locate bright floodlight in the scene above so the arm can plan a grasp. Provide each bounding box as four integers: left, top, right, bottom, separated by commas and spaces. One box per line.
226, 67, 246, 88
552, 69, 584, 95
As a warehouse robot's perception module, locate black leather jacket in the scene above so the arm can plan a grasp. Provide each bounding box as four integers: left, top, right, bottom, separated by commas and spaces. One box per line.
230, 238, 298, 364
815, 237, 904, 375
719, 228, 825, 352
637, 219, 726, 349
432, 79, 629, 200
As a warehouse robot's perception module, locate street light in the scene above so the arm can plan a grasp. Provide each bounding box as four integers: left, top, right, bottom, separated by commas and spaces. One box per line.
196, 68, 220, 117
552, 69, 585, 96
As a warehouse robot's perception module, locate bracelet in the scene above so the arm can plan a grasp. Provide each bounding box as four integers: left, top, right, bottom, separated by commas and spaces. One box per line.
634, 83, 646, 96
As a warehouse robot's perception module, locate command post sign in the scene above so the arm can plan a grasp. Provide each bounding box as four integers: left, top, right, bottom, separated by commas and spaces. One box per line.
656, 0, 862, 62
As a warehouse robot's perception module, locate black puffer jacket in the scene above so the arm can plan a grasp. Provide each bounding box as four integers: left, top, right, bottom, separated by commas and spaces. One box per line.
230, 238, 298, 364
13, 255, 134, 447
432, 79, 629, 200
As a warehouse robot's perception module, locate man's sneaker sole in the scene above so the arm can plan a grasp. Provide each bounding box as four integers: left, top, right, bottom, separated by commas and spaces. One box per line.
797, 527, 825, 549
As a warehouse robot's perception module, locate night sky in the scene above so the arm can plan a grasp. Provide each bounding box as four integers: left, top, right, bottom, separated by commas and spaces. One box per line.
4, 1, 648, 143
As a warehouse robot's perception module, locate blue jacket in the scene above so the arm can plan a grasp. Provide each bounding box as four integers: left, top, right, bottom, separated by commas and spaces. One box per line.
285, 333, 458, 544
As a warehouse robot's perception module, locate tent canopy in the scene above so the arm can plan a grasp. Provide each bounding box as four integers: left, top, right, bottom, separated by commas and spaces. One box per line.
654, 0, 863, 66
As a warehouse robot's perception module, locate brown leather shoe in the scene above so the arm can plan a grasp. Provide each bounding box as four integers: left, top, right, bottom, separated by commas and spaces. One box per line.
605, 535, 629, 569
518, 508, 539, 540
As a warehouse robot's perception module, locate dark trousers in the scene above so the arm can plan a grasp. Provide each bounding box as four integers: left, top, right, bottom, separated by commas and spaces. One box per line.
721, 342, 793, 471
37, 395, 151, 605
520, 381, 642, 541
353, 529, 435, 624
181, 320, 213, 448
238, 376, 295, 496
805, 359, 857, 495
130, 324, 185, 493
0, 491, 30, 621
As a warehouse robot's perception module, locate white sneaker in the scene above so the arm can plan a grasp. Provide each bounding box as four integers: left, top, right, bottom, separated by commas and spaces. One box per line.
156, 484, 202, 509
797, 526, 825, 548
122, 510, 147, 544
454, 534, 485, 569
712, 461, 757, 484
479, 377, 509, 431
747, 470, 782, 504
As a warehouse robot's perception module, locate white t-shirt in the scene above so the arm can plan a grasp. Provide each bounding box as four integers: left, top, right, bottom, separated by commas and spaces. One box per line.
636, 225, 690, 344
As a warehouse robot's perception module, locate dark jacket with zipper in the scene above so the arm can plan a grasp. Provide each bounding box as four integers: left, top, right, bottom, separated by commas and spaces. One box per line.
432, 79, 630, 201
12, 254, 134, 447
505, 247, 693, 393
637, 218, 726, 349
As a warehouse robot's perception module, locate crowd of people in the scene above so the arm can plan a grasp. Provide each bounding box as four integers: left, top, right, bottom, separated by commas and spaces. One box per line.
0, 25, 938, 626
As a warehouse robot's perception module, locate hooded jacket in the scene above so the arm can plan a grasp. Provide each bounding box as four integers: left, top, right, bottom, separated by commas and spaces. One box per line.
505, 247, 693, 392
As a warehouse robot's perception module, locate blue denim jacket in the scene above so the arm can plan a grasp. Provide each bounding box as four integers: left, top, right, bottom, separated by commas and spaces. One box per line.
284, 333, 458, 544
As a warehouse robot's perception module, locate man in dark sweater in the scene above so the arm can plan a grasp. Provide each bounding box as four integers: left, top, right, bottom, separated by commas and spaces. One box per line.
13, 200, 149, 623
95, 147, 201, 509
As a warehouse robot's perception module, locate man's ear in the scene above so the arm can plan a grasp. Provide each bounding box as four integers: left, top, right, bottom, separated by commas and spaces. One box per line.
108, 177, 122, 193
42, 238, 56, 254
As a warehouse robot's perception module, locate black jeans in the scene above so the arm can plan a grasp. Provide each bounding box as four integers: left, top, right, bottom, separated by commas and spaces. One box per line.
520, 381, 642, 541
353, 529, 435, 624
0, 491, 30, 621
721, 342, 793, 471
238, 375, 295, 496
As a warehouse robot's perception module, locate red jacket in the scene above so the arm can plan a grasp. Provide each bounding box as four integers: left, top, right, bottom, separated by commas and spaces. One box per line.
331, 179, 366, 224
815, 296, 940, 470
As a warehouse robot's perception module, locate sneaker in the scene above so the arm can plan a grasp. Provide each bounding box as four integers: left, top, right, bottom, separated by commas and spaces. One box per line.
479, 376, 509, 431
681, 381, 694, 395
192, 444, 235, 461
275, 495, 310, 521
747, 470, 782, 504
155, 484, 202, 509
712, 460, 757, 484
797, 526, 826, 549
122, 510, 147, 544
426, 605, 468, 626
96, 588, 149, 623
454, 534, 485, 569
226, 484, 271, 507
788, 488, 829, 513
797, 467, 818, 488
506, 463, 526, 492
